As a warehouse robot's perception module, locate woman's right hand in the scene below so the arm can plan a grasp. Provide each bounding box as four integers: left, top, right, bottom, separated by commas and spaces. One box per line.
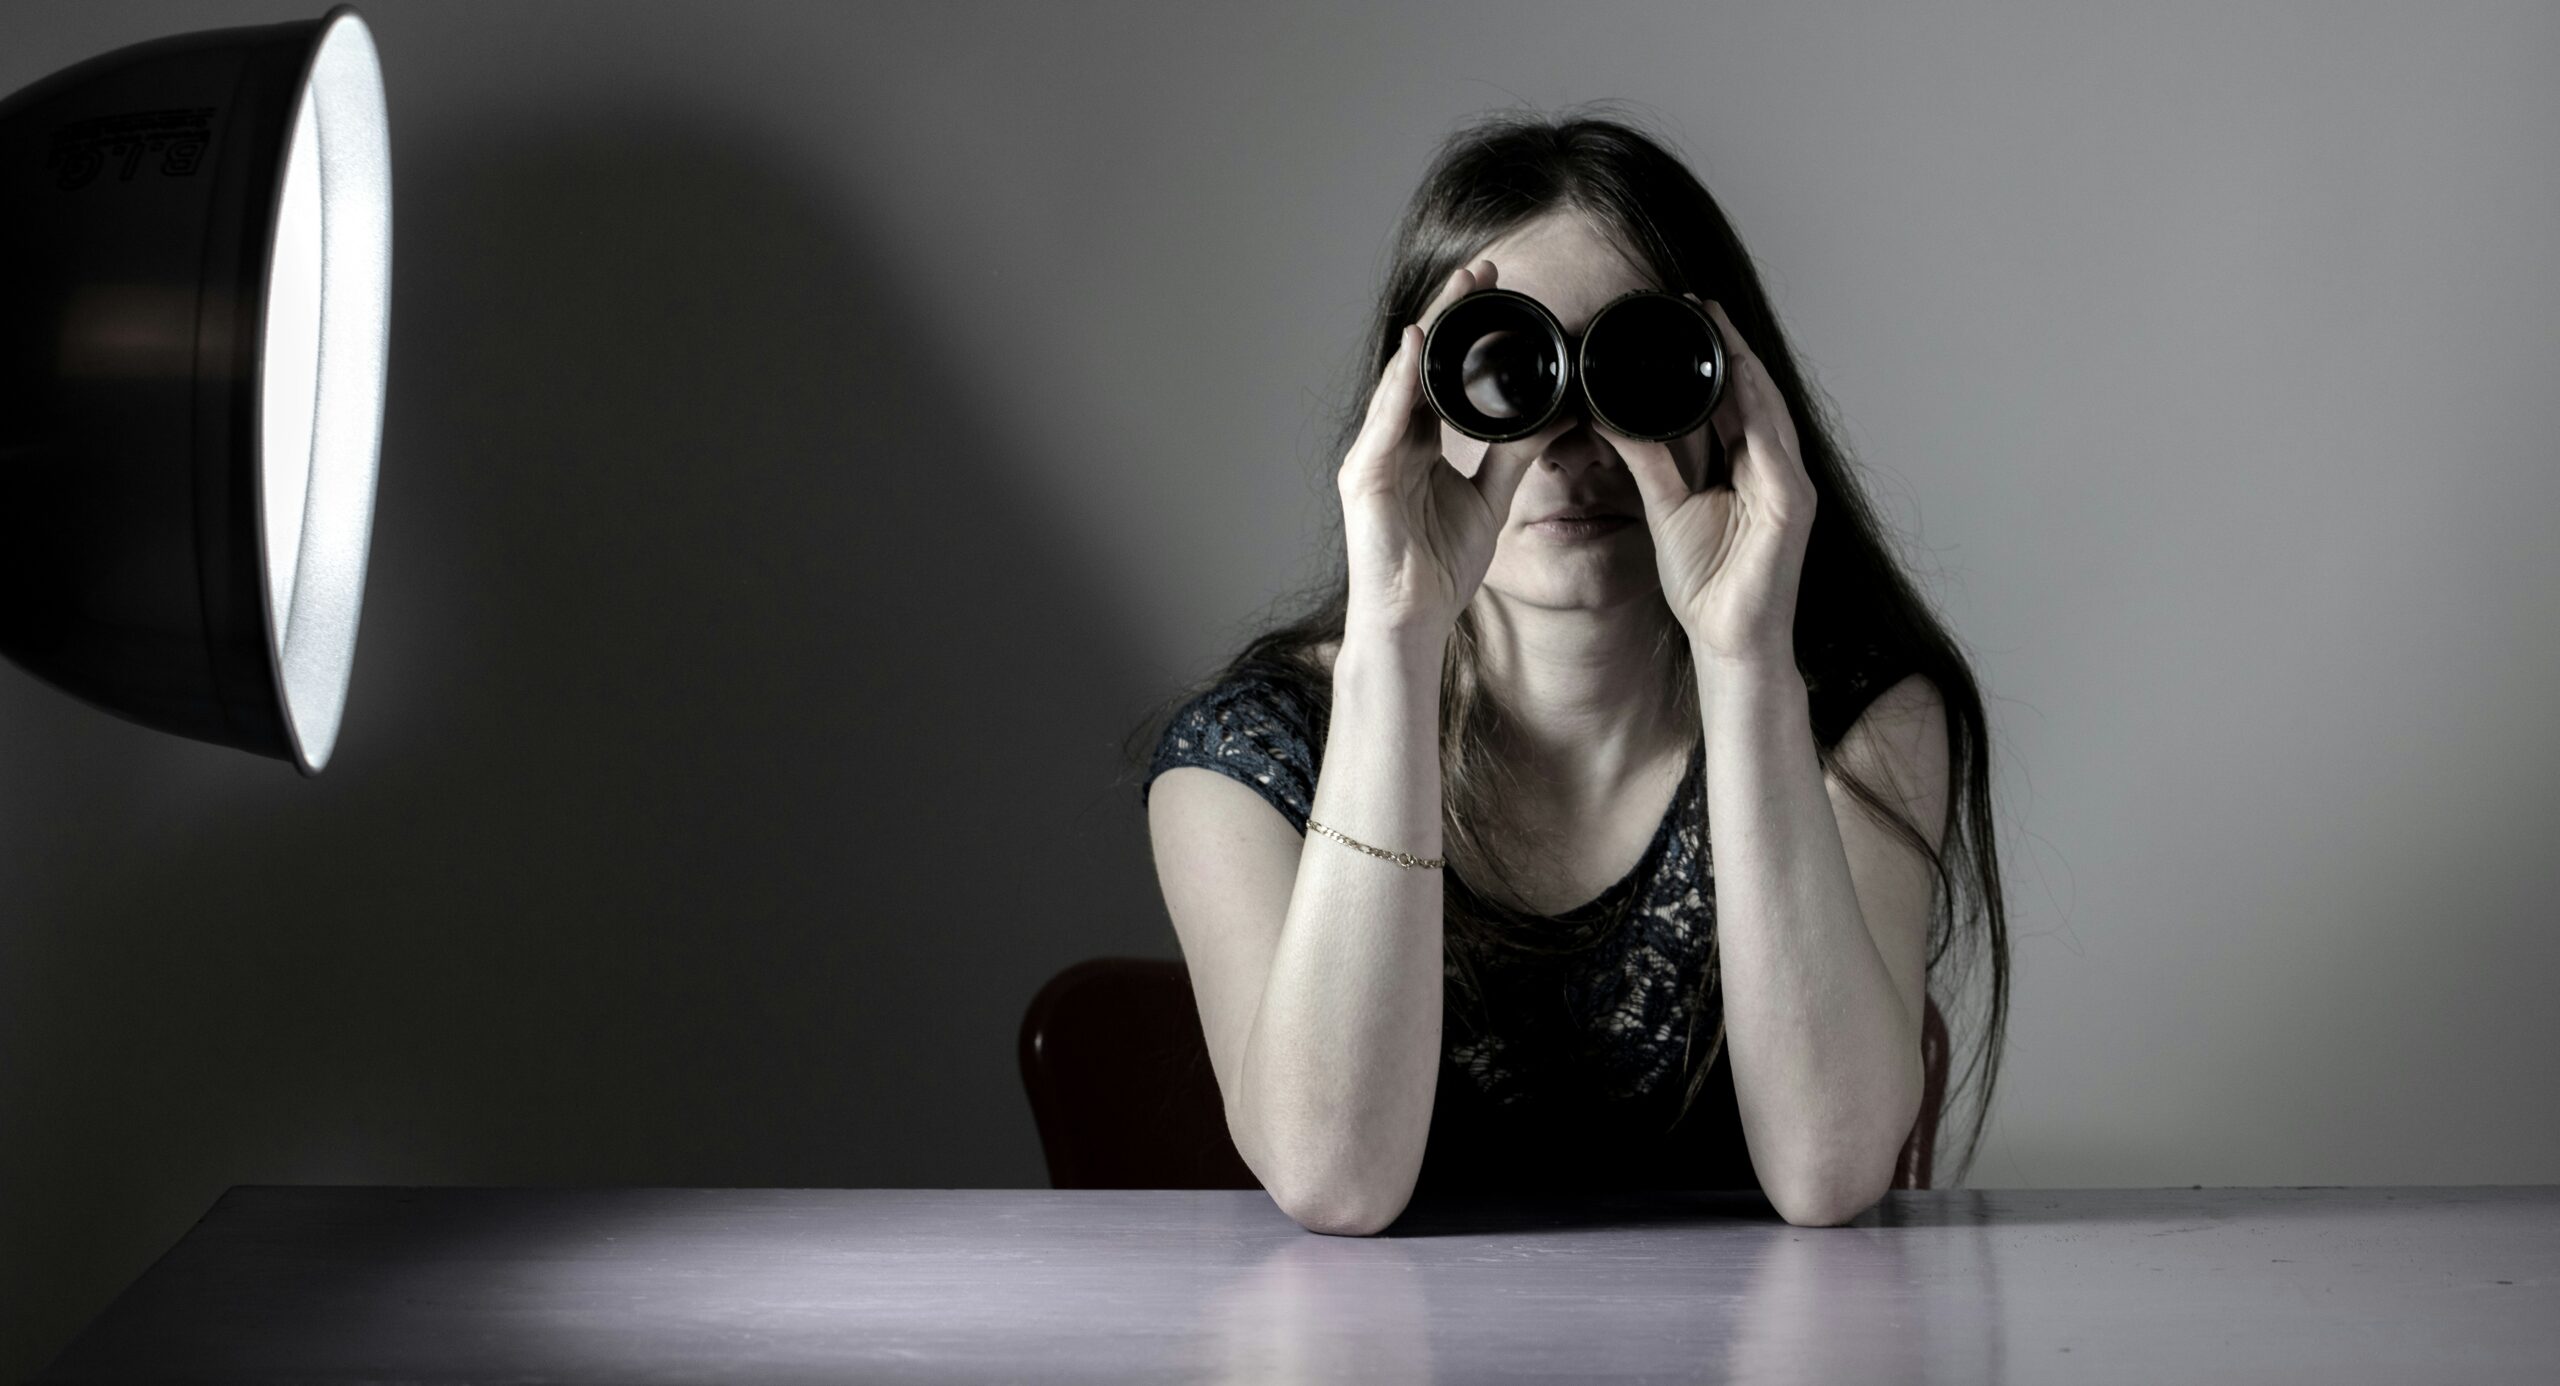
1337, 260, 1557, 646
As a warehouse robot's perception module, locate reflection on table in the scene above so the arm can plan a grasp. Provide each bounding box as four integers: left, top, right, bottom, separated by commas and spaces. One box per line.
36, 1186, 2559, 1384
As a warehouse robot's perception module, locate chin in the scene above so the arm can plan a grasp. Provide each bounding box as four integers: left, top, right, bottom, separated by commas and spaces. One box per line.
1484, 572, 1659, 614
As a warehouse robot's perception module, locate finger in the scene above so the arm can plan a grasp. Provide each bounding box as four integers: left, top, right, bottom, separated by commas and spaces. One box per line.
1696, 298, 1813, 517
1382, 260, 1499, 476
1704, 378, 1763, 501
1693, 296, 1763, 384
1346, 324, 1426, 473
1416, 258, 1494, 337
1688, 299, 1752, 483
1688, 294, 1750, 454
1593, 427, 1694, 527
1357, 264, 1481, 468
1696, 299, 1789, 452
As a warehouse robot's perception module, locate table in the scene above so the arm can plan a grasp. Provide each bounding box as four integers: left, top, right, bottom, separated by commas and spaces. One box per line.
34, 1186, 2560, 1383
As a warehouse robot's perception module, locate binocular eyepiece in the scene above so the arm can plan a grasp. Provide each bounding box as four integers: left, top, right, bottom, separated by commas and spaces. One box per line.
1421, 289, 1727, 444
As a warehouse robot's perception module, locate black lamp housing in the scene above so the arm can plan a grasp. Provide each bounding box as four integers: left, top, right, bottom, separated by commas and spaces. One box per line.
0, 7, 390, 775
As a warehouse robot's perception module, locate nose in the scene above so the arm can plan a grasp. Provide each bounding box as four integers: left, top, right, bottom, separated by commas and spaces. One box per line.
1537, 415, 1620, 473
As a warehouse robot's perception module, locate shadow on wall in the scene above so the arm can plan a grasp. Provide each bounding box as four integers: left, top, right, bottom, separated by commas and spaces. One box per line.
0, 117, 1172, 1377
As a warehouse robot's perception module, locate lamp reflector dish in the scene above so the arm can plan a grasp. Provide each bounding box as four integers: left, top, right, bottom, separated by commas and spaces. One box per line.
256, 9, 389, 774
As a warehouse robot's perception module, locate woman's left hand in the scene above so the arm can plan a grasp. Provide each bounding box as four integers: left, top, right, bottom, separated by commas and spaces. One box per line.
1607, 297, 1816, 672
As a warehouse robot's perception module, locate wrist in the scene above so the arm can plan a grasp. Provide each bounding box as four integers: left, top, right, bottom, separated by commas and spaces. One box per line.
1338, 618, 1450, 672
1695, 648, 1798, 678
1694, 648, 1805, 713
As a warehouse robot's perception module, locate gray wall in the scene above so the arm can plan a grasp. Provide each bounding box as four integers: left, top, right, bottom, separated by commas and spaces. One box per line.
5, 0, 2555, 1373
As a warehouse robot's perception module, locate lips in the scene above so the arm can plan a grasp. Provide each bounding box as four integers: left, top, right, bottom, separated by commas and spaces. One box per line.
1532, 507, 1633, 524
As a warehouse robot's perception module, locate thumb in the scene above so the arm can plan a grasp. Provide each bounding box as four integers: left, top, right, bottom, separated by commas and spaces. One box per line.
1604, 430, 1694, 528
1471, 431, 1546, 529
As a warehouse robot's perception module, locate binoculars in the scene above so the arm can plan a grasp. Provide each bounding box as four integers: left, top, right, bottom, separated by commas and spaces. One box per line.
1422, 289, 1727, 444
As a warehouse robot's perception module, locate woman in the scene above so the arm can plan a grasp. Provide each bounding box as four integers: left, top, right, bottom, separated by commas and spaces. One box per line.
1135, 111, 2009, 1234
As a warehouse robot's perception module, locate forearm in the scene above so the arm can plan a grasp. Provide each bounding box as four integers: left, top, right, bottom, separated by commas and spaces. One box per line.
1700, 657, 1922, 1224
1235, 627, 1445, 1234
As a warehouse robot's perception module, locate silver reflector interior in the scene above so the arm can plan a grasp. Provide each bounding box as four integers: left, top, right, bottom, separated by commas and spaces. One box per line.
258, 10, 389, 774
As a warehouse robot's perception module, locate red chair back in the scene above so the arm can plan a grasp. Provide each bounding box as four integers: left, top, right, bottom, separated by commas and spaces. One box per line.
1021, 956, 1951, 1191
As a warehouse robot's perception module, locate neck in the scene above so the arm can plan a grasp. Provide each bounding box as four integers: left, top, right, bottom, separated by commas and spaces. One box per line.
1469, 590, 1692, 804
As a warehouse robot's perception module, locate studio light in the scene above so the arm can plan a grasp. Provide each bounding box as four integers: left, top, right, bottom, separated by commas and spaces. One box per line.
0, 7, 391, 775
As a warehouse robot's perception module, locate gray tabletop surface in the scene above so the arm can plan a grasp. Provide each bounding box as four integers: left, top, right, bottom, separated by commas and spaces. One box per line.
32, 1185, 2560, 1384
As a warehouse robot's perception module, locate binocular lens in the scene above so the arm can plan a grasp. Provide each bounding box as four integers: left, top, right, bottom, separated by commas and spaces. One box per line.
1459, 330, 1550, 421
1421, 290, 1568, 443
1421, 287, 1725, 444
1578, 293, 1723, 441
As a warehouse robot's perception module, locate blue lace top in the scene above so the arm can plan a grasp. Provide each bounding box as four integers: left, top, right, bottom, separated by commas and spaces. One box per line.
1142, 663, 1761, 1193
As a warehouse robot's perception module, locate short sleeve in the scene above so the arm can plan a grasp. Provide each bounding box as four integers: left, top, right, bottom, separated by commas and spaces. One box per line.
1141, 672, 1321, 834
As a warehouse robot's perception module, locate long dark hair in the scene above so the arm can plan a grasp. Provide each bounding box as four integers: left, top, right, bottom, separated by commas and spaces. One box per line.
1128, 107, 2010, 1183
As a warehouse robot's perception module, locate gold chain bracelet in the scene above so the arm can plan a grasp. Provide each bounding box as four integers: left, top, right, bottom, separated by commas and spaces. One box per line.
1303, 817, 1445, 870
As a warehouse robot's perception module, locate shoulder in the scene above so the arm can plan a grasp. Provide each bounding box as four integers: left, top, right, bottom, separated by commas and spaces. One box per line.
1843, 670, 1944, 736
1826, 668, 1947, 776
1823, 670, 1951, 851
1142, 652, 1331, 829
1158, 661, 1323, 758
1806, 636, 1921, 744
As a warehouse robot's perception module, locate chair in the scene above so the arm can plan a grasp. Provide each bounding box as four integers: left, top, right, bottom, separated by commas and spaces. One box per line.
1022, 956, 1953, 1192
